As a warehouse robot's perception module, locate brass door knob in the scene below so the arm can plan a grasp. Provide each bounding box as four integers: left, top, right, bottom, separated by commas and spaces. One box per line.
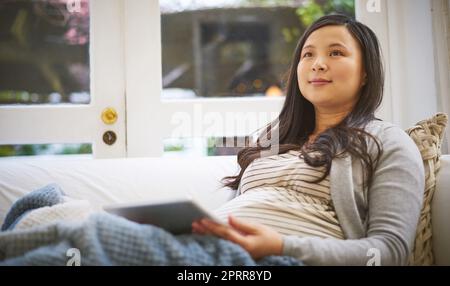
101, 107, 118, 125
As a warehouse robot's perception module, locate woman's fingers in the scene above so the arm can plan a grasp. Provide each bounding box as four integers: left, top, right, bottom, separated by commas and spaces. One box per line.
199, 219, 248, 247
192, 221, 211, 235
197, 217, 282, 259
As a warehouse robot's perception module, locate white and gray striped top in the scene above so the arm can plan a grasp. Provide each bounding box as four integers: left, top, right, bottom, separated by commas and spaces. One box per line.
214, 149, 344, 239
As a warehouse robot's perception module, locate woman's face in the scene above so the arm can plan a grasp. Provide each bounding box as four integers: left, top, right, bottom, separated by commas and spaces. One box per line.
297, 25, 366, 112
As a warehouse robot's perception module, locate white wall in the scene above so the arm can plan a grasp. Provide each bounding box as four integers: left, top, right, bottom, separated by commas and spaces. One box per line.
431, 0, 450, 153
387, 0, 438, 127
357, 0, 449, 153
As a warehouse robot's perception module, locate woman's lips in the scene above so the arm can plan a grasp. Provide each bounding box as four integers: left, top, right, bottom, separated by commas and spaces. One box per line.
309, 80, 332, 86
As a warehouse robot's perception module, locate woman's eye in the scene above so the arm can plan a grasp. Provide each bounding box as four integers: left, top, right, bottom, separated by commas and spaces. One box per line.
302, 52, 312, 58
330, 50, 343, 57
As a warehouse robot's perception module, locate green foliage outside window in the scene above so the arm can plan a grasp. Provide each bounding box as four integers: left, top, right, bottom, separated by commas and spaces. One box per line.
296, 0, 355, 26
0, 144, 92, 157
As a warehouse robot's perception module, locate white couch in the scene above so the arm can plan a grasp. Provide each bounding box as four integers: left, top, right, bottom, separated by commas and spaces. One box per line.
0, 154, 449, 265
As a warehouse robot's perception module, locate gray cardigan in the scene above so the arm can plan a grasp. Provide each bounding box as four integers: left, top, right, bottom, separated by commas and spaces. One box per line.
282, 120, 425, 266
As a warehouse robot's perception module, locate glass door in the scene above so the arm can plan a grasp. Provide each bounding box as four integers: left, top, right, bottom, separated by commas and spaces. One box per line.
0, 0, 126, 158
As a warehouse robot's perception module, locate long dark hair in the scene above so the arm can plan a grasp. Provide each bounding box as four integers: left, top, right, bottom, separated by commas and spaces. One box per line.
222, 14, 384, 191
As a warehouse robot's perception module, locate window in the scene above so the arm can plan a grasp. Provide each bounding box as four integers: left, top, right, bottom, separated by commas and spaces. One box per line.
0, 0, 127, 159
0, 0, 90, 105
2, 1, 446, 158
0, 143, 92, 157
160, 0, 354, 100
0, 0, 91, 157
157, 0, 355, 156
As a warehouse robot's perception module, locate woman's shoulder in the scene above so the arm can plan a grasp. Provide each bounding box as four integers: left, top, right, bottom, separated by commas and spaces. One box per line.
364, 119, 408, 140
364, 119, 397, 132
364, 119, 422, 162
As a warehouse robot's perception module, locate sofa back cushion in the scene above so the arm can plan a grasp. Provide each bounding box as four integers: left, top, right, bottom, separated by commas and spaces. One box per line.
405, 112, 448, 265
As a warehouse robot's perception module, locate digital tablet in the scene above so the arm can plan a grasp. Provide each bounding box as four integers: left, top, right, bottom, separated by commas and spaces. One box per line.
103, 198, 224, 234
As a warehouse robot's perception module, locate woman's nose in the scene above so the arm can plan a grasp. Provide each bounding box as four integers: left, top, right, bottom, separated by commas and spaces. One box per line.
311, 58, 328, 72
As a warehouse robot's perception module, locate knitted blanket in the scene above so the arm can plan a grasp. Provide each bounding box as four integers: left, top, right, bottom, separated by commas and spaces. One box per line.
0, 184, 303, 266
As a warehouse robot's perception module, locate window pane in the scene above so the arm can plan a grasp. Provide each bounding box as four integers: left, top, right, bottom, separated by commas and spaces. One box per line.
160, 0, 354, 99
163, 137, 209, 157
0, 0, 90, 105
0, 143, 92, 157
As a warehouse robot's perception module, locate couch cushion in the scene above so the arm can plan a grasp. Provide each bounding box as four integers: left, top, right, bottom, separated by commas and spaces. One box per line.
405, 112, 448, 265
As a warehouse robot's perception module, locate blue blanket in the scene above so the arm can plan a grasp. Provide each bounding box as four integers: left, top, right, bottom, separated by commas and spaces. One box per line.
0, 184, 303, 266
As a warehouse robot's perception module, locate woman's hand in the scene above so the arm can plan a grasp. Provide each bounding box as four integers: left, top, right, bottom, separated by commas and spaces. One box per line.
192, 215, 283, 260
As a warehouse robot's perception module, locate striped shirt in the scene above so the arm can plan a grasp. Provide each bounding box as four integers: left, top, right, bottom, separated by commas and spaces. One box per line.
214, 150, 344, 239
